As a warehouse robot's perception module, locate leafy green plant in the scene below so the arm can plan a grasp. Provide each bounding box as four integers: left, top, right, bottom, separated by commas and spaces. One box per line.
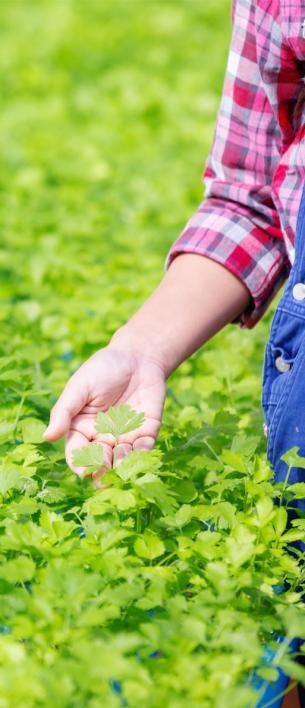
3, 404, 305, 708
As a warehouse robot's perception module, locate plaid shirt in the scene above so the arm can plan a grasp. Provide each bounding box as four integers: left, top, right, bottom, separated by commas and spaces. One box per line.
165, 0, 305, 328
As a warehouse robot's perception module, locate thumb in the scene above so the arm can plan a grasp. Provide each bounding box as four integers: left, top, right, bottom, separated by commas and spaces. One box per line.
43, 375, 87, 441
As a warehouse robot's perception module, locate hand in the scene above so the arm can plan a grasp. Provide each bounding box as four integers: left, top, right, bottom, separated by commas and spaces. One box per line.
43, 342, 167, 486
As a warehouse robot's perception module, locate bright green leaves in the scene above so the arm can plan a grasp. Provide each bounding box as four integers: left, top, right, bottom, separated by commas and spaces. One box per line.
37, 487, 67, 504
0, 556, 35, 583
222, 449, 247, 474
95, 404, 145, 439
273, 507, 288, 537
280, 447, 305, 469
0, 469, 22, 496
85, 488, 137, 514
21, 418, 46, 444
134, 531, 165, 560
114, 449, 162, 482
226, 537, 256, 569
0, 421, 16, 439
3, 405, 305, 708
255, 496, 275, 528
72, 442, 104, 475
40, 510, 77, 541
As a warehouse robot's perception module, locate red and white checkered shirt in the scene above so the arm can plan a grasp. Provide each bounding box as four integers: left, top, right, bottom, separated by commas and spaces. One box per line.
165, 0, 305, 328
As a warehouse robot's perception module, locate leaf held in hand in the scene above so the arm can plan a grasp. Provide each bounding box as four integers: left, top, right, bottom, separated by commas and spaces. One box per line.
72, 442, 104, 474
95, 404, 145, 439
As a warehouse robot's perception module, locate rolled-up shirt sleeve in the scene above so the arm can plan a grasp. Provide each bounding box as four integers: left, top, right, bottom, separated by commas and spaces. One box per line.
165, 0, 290, 329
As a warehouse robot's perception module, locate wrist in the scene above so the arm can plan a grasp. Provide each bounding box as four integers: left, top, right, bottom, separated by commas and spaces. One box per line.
110, 324, 173, 378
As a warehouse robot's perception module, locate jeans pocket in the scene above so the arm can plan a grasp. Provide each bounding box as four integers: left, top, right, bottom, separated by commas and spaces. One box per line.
264, 328, 305, 466
261, 306, 305, 464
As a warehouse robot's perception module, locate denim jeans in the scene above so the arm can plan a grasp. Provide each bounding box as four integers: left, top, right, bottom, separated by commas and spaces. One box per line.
262, 179, 305, 520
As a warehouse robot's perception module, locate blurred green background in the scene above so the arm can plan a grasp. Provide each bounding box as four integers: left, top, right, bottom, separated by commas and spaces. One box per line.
0, 0, 270, 434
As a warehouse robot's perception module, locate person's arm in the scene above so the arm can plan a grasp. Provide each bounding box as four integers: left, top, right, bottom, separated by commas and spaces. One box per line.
165, 0, 290, 329
111, 253, 250, 378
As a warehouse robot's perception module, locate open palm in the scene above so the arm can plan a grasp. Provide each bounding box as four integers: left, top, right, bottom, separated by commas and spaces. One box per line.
43, 344, 167, 484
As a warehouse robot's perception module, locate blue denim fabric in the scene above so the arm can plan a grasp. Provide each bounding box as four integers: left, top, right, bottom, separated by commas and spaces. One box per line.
262, 179, 305, 518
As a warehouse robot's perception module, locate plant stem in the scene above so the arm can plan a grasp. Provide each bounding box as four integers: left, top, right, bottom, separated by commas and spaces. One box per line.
280, 465, 292, 506
136, 509, 141, 534
14, 394, 25, 427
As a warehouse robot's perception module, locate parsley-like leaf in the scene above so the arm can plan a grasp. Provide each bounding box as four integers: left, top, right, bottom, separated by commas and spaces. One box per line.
114, 449, 162, 482
72, 442, 104, 474
95, 404, 145, 439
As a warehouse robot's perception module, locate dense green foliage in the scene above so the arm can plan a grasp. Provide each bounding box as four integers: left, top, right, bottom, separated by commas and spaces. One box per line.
1, 1, 305, 706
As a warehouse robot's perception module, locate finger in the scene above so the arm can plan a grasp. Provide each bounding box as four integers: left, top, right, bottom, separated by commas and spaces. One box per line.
67, 414, 115, 446
115, 443, 133, 466
92, 444, 113, 489
92, 468, 109, 489
65, 429, 113, 476
117, 417, 161, 446
43, 375, 87, 442
132, 436, 155, 452
65, 430, 90, 477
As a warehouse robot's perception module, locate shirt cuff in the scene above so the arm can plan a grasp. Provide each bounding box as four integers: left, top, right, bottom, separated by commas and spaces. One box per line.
165, 199, 290, 329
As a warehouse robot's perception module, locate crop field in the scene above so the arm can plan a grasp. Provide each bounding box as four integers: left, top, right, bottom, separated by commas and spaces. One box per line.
1, 1, 305, 706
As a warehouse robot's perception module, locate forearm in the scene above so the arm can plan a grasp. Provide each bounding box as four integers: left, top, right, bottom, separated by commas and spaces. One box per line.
111, 254, 251, 378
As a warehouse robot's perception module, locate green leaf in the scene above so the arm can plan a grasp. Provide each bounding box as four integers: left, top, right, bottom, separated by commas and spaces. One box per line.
0, 557, 35, 583
99, 488, 137, 511
72, 443, 104, 474
230, 434, 260, 456
273, 507, 288, 537
0, 421, 15, 439
281, 447, 305, 469
39, 511, 77, 541
222, 449, 247, 473
226, 538, 255, 568
114, 449, 162, 482
134, 531, 165, 560
280, 658, 305, 683
279, 529, 305, 543
83, 495, 112, 516
255, 497, 275, 527
277, 606, 305, 637
175, 504, 194, 527
37, 487, 67, 504
21, 418, 46, 443
253, 458, 274, 483
287, 483, 305, 498
0, 469, 22, 496
95, 404, 145, 439
137, 477, 176, 514
171, 479, 197, 502
256, 666, 279, 682
291, 519, 305, 529
194, 530, 221, 560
